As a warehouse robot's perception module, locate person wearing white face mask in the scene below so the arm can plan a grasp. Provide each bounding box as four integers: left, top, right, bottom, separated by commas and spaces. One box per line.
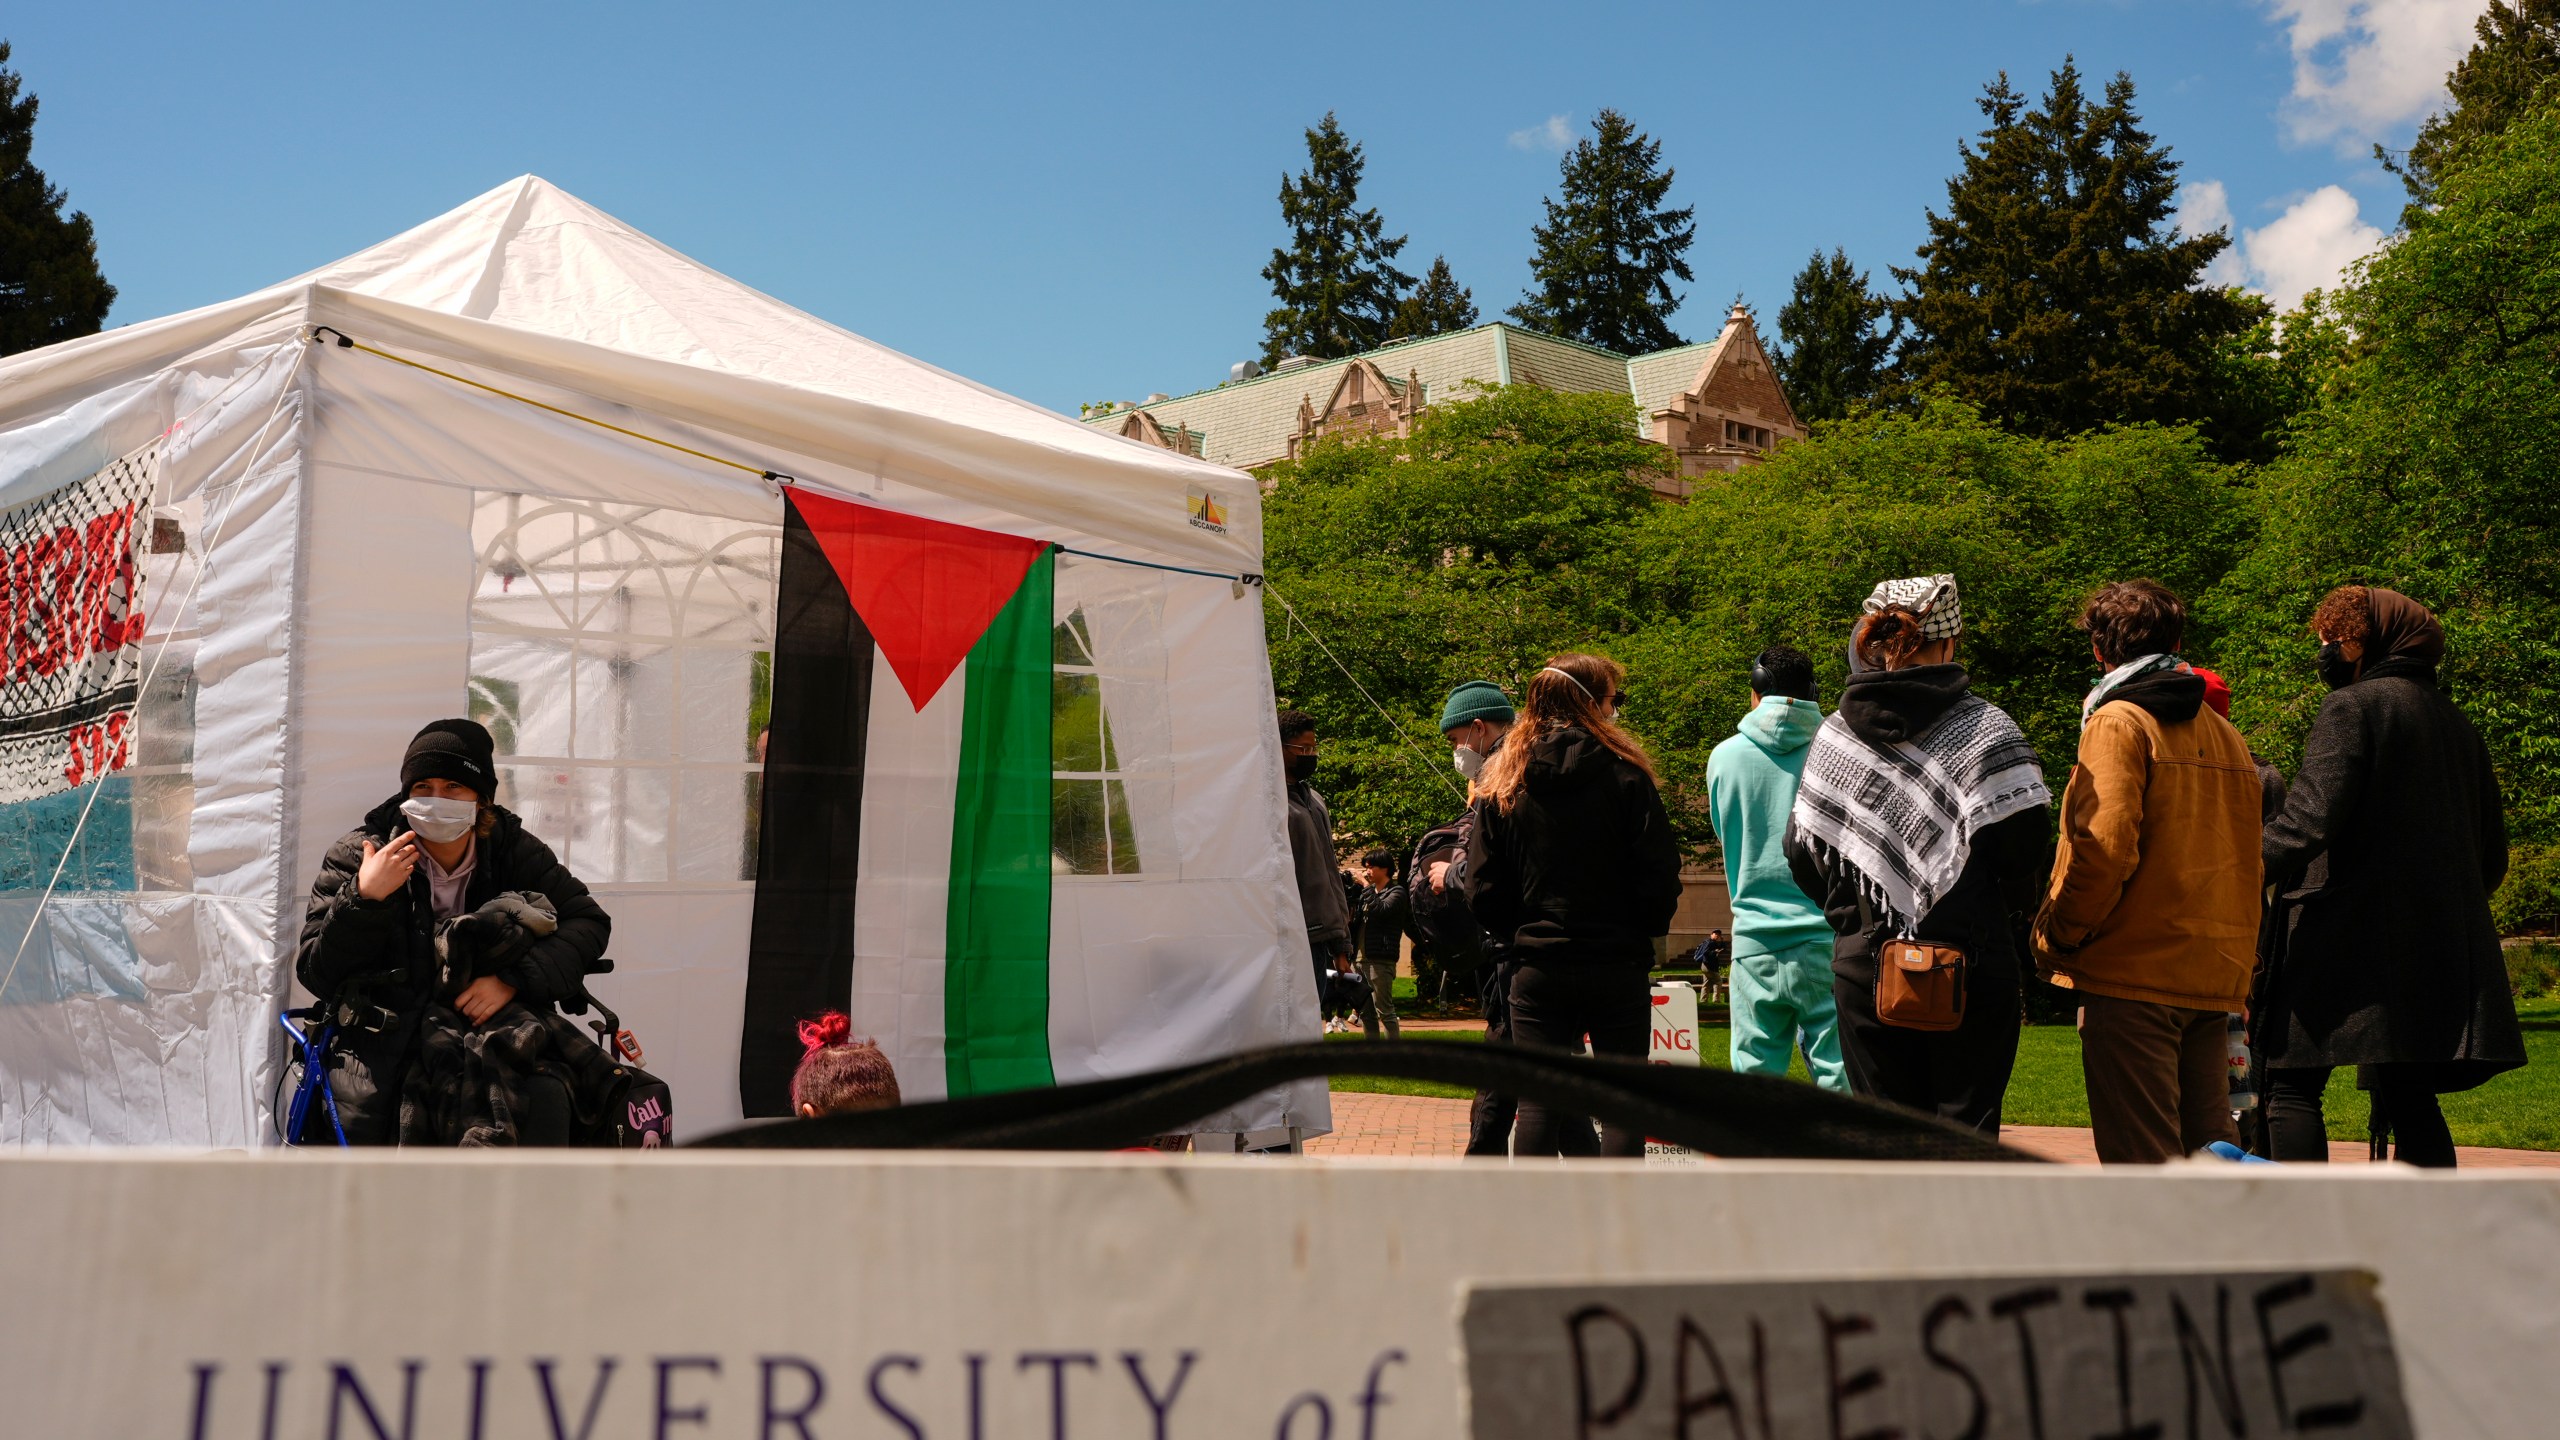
295, 718, 612, 1144
1441, 680, 1514, 788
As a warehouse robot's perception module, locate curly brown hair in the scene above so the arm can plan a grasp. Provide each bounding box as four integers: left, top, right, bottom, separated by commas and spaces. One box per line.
2310, 585, 2371, 649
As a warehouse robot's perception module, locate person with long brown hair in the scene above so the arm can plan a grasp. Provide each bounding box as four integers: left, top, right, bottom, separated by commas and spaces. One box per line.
1784, 575, 2051, 1135
2255, 586, 2520, 1166
1462, 653, 1682, 1157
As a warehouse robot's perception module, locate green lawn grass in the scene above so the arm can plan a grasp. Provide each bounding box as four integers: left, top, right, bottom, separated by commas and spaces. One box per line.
1327, 997, 2560, 1149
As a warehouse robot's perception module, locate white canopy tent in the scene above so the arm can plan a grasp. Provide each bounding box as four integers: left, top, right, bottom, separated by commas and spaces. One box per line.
0, 176, 1325, 1144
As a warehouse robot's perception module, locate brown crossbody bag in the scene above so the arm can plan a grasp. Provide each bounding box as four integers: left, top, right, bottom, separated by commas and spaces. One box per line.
1875, 938, 1967, 1031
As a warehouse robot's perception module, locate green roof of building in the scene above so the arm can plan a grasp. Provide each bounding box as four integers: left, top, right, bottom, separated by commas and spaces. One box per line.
1082, 322, 1673, 470
1626, 340, 1720, 424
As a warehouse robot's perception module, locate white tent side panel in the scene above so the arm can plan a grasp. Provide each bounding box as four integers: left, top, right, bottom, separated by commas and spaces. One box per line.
0, 342, 305, 1145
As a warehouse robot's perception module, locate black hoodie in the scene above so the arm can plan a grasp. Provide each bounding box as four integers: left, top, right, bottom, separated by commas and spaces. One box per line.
2101, 666, 2206, 724
1463, 726, 1683, 965
1784, 665, 2048, 975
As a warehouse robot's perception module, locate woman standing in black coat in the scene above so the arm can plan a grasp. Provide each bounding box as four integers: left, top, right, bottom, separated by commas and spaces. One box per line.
2256, 587, 2521, 1167
1463, 653, 1683, 1157
297, 718, 612, 1144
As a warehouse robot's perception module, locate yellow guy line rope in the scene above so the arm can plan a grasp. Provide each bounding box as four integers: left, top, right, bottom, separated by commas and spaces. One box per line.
314, 327, 1266, 587
309, 327, 784, 485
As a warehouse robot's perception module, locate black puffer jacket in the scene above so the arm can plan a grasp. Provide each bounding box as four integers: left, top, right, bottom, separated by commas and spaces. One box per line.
2256, 659, 2520, 1085
296, 795, 611, 1141
1782, 665, 2048, 981
1358, 882, 1411, 965
1463, 726, 1683, 966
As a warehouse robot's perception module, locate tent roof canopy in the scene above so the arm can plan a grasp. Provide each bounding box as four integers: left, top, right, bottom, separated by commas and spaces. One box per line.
0, 176, 1256, 567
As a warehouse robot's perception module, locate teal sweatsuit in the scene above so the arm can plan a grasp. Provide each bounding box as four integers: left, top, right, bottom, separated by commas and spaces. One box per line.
1706, 696, 1847, 1091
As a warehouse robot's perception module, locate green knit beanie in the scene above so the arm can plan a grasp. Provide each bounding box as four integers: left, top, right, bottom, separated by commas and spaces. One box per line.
1438, 680, 1515, 732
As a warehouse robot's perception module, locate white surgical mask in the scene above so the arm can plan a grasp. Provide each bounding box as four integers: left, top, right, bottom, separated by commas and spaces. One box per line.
400, 795, 478, 844
1452, 745, 1486, 779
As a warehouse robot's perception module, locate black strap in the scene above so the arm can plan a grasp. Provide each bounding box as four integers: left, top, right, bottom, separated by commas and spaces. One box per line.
686, 1040, 2039, 1163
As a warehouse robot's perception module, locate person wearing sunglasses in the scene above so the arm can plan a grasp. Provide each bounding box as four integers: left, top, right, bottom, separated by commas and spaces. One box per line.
1462, 653, 1681, 1158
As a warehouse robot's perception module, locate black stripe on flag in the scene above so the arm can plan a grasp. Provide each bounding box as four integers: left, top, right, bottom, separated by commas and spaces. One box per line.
738, 498, 876, 1117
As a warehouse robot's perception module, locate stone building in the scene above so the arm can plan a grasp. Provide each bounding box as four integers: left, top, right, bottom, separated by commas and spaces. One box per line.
1082, 304, 1804, 498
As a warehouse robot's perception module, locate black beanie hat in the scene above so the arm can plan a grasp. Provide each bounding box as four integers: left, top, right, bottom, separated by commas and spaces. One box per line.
401, 718, 497, 796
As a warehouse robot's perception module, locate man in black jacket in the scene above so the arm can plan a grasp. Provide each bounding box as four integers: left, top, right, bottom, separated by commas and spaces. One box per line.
1280, 711, 1353, 1002
297, 719, 611, 1144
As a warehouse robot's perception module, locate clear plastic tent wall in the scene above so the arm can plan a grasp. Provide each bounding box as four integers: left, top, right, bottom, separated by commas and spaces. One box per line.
0, 178, 1324, 1143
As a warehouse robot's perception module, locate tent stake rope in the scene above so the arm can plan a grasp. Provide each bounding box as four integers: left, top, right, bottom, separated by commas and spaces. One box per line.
313, 328, 1265, 586
0, 341, 310, 1006
1265, 583, 1466, 805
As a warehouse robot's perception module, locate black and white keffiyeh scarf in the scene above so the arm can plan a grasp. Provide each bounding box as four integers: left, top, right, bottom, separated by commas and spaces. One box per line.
1790, 694, 2049, 931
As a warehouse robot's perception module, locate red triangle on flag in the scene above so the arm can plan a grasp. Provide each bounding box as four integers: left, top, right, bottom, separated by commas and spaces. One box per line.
787, 488, 1049, 712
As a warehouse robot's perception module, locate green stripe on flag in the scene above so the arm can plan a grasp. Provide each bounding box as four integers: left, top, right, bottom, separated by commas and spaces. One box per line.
944, 547, 1056, 1096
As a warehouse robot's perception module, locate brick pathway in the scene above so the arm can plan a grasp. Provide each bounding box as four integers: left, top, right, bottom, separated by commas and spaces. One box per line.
1304, 1091, 1473, 1157
1307, 1092, 2560, 1167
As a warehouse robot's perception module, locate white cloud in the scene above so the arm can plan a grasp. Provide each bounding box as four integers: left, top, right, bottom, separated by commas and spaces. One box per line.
2176, 179, 2253, 287
2266, 0, 2488, 148
2240, 185, 2389, 308
2183, 179, 2388, 310
1508, 113, 1574, 153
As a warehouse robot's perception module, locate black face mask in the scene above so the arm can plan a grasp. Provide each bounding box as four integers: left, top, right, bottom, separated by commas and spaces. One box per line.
2317, 641, 2359, 691
1285, 753, 1319, 783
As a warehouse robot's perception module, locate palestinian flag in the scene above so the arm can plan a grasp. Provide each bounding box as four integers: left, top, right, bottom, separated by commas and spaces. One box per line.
739, 488, 1056, 1115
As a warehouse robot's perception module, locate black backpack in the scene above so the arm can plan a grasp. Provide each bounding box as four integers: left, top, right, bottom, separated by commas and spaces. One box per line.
1404, 815, 1488, 964
548, 989, 675, 1148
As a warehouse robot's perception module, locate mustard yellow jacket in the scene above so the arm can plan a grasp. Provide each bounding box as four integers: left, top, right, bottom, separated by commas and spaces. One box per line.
2033, 697, 2263, 1010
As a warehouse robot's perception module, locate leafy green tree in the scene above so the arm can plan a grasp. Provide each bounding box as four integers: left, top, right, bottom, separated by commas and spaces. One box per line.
1620, 397, 2251, 821
1774, 249, 1898, 421
1509, 109, 1695, 354
2199, 288, 2359, 465
1262, 386, 2254, 862
0, 42, 114, 357
2383, 0, 2560, 209
1387, 255, 1478, 341
1260, 113, 1413, 365
2210, 105, 2560, 893
1262, 384, 1670, 850
1892, 61, 2264, 451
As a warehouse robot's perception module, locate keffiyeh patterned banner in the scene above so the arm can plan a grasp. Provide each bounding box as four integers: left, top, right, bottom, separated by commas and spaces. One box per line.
0, 440, 156, 807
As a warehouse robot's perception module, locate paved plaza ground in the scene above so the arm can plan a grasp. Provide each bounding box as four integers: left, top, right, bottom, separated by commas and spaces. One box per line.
1304, 1090, 2560, 1167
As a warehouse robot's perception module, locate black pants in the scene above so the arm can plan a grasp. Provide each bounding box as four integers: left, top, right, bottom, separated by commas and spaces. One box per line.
1833, 959, 2020, 1136
2263, 1065, 2456, 1168
1507, 959, 1652, 1158
1466, 959, 1518, 1156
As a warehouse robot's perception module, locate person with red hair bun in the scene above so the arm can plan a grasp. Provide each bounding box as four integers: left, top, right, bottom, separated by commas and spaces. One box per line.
791, 1013, 902, 1118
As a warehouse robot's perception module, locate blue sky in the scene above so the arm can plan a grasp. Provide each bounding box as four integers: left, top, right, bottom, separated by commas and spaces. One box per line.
7, 2, 2481, 416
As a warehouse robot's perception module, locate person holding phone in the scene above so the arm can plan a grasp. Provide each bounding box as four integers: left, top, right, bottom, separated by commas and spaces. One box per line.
296, 718, 611, 1143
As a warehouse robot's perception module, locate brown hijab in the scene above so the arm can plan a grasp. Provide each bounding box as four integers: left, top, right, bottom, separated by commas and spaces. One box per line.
2365, 587, 2446, 667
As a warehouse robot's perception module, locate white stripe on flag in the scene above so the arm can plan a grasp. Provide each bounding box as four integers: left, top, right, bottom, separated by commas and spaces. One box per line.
848, 646, 967, 1104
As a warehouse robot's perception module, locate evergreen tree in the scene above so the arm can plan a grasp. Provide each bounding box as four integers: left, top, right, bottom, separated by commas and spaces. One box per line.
0, 42, 114, 357
1890, 61, 2262, 446
2383, 0, 2560, 208
1508, 109, 1695, 353
1260, 113, 1412, 365
1387, 255, 1478, 340
1774, 249, 1897, 422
